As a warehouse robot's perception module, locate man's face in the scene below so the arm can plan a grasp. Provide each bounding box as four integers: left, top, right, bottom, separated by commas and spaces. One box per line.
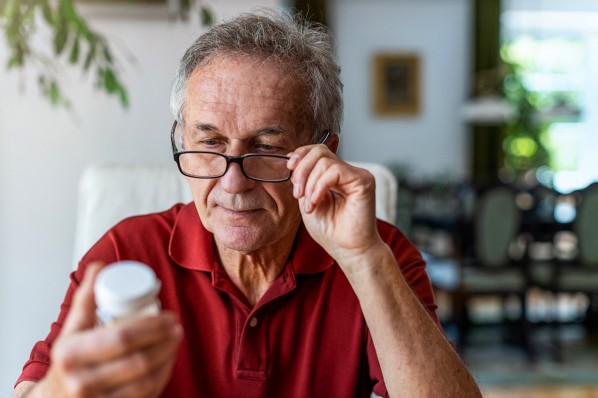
181, 55, 312, 254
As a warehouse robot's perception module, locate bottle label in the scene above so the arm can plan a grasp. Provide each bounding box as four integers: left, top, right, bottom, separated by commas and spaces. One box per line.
96, 301, 161, 326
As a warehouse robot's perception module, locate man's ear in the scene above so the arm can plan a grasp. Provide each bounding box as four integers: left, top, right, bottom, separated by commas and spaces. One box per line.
328, 133, 340, 154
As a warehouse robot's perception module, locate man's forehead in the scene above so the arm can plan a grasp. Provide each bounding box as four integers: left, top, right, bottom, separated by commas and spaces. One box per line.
184, 55, 311, 126
193, 55, 301, 90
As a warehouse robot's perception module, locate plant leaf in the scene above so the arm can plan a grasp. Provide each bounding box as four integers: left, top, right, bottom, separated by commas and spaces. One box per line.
40, 0, 54, 27
102, 68, 117, 93
83, 43, 96, 71
102, 44, 113, 64
118, 85, 129, 108
54, 25, 68, 55
69, 37, 80, 63
201, 6, 214, 26
1, 0, 147, 111
2, 0, 17, 20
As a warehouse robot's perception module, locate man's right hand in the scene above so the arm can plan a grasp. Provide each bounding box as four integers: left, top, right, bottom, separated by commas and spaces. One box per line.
13, 262, 183, 398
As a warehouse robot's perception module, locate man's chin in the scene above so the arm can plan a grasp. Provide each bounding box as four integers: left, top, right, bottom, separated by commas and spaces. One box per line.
214, 226, 269, 253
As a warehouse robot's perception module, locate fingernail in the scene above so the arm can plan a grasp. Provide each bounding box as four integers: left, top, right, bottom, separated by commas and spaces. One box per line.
294, 183, 301, 197
304, 200, 312, 213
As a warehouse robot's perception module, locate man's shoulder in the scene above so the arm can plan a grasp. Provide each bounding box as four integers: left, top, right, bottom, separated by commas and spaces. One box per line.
102, 202, 195, 247
375, 219, 407, 243
375, 219, 425, 269
113, 202, 190, 231
79, 202, 196, 268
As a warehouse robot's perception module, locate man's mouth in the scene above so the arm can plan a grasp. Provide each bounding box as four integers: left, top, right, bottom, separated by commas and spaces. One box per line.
218, 205, 259, 215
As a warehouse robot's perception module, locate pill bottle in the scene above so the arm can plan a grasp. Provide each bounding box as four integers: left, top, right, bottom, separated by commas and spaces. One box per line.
94, 261, 161, 326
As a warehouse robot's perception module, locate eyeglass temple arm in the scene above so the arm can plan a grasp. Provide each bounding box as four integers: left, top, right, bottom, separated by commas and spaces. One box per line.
171, 121, 180, 156
319, 130, 331, 144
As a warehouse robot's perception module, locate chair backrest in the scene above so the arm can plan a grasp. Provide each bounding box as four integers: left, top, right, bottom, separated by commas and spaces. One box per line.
72, 163, 193, 266
474, 185, 520, 267
72, 161, 398, 266
574, 183, 598, 266
349, 161, 398, 226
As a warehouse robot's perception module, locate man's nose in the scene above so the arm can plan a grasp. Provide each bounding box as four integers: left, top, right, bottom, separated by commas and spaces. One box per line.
219, 160, 255, 193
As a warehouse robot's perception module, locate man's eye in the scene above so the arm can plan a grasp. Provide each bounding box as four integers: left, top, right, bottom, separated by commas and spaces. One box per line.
256, 143, 274, 150
198, 139, 226, 150
189, 139, 225, 152
255, 143, 284, 153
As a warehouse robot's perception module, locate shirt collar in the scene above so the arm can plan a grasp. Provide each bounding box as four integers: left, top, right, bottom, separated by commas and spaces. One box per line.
168, 202, 334, 274
169, 203, 214, 272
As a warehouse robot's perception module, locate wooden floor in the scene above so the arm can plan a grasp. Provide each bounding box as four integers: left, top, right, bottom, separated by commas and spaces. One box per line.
483, 385, 598, 398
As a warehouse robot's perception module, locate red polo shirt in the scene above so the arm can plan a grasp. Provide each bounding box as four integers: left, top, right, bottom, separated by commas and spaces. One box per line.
17, 203, 439, 397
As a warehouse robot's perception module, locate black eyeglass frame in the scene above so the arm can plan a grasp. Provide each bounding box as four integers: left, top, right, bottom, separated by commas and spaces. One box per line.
170, 121, 330, 183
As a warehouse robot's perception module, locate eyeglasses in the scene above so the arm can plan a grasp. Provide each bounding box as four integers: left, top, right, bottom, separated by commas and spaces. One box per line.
171, 121, 330, 183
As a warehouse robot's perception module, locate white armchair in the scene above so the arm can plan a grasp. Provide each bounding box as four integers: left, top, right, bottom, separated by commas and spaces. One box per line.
72, 161, 397, 266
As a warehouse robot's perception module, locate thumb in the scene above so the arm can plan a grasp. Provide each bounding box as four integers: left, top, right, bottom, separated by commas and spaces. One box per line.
62, 261, 104, 335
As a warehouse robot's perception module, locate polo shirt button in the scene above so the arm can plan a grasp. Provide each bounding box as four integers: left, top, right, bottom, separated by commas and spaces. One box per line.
249, 317, 258, 327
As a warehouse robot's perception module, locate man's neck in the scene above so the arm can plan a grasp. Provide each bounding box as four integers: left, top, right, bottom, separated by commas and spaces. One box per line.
215, 236, 296, 307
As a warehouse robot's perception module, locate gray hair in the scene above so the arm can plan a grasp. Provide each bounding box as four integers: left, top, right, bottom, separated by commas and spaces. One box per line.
169, 9, 343, 142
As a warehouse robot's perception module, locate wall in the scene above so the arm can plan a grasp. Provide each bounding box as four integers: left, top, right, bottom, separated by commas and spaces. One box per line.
330, 0, 471, 179
0, 0, 472, 394
0, 1, 279, 394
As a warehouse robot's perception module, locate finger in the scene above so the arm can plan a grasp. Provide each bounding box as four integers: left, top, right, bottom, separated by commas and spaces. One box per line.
57, 312, 180, 369
311, 164, 371, 204
288, 145, 333, 199
80, 323, 183, 392
302, 158, 336, 212
62, 262, 104, 335
103, 348, 180, 398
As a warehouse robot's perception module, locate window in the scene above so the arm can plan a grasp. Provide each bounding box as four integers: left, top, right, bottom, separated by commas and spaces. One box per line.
501, 2, 598, 193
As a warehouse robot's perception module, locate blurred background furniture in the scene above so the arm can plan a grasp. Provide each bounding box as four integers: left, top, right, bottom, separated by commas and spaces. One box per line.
72, 163, 193, 266
428, 183, 534, 359
528, 182, 598, 361
72, 161, 398, 266
457, 184, 533, 358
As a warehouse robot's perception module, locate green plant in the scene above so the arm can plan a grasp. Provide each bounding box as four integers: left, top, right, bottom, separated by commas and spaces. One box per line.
0, 0, 213, 109
501, 62, 551, 180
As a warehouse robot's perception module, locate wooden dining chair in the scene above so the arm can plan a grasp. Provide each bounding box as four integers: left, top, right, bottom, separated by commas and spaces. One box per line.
540, 182, 598, 360
450, 184, 534, 359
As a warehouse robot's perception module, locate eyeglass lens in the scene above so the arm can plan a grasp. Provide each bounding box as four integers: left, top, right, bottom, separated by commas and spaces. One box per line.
178, 153, 291, 181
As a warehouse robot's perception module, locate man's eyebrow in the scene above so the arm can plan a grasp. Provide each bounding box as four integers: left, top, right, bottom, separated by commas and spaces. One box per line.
194, 123, 218, 131
190, 124, 290, 136
254, 127, 289, 136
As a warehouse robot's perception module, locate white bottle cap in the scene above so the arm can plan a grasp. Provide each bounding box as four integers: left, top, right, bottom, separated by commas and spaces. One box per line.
95, 261, 161, 318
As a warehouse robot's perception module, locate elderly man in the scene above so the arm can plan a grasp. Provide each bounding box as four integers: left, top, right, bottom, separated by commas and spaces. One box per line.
13, 10, 481, 398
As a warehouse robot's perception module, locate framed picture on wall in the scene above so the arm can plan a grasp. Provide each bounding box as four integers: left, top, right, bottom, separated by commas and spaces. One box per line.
372, 53, 421, 116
